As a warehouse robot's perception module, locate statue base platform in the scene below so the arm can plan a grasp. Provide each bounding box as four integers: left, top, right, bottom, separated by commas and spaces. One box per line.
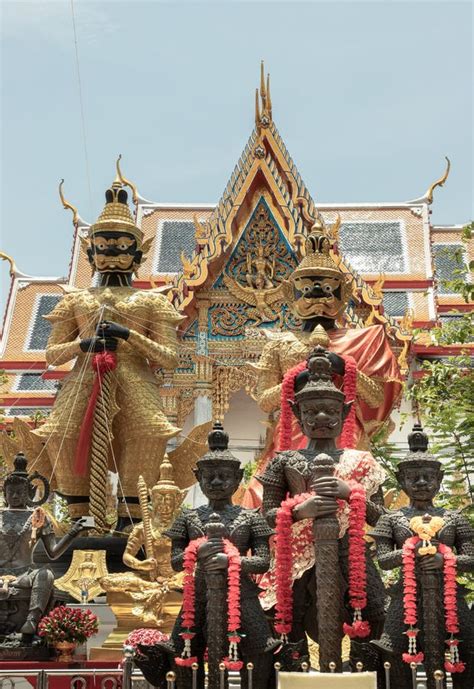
0, 644, 51, 661
89, 589, 182, 660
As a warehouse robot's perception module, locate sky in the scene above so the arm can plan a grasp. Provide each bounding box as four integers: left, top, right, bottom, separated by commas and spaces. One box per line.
1, 0, 472, 314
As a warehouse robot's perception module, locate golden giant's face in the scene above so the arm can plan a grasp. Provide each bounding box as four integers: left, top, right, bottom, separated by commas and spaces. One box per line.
87, 231, 140, 273
291, 274, 346, 320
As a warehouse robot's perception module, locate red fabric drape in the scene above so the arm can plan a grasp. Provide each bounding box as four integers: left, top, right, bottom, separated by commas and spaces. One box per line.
74, 351, 117, 477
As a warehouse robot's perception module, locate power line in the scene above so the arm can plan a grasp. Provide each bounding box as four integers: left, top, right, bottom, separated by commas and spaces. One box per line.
70, 0, 93, 215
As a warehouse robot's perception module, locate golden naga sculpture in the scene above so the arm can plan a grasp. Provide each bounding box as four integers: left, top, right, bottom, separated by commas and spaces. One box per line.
243, 217, 404, 508
27, 163, 197, 529
99, 459, 186, 630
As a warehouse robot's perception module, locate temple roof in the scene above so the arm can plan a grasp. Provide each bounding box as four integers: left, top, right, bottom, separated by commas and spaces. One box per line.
1, 65, 472, 421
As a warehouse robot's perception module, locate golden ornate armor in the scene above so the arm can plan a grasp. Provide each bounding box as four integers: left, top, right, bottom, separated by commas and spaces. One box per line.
35, 286, 181, 506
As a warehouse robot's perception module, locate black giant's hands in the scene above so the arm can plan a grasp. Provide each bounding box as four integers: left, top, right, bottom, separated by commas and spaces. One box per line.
197, 539, 228, 571
79, 337, 118, 353
97, 321, 130, 340
293, 495, 339, 521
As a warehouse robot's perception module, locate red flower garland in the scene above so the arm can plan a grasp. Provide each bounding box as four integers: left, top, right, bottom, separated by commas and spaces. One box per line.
342, 482, 370, 638
401, 537, 465, 673
339, 356, 357, 450
274, 492, 312, 637
176, 536, 243, 671
278, 355, 358, 451
279, 361, 307, 451
274, 484, 369, 640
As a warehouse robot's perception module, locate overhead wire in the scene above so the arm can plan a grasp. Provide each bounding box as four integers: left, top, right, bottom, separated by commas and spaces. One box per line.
70, 0, 93, 216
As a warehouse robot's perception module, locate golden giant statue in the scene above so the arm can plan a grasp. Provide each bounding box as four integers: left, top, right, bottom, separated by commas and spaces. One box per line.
243, 218, 403, 508
31, 168, 187, 529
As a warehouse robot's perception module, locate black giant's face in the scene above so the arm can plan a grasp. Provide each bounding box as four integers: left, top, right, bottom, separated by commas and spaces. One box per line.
4, 482, 28, 509
398, 466, 442, 502
87, 231, 142, 273
196, 465, 243, 501
294, 397, 345, 439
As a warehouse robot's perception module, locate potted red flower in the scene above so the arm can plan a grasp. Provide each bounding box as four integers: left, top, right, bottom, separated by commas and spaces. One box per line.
38, 606, 99, 662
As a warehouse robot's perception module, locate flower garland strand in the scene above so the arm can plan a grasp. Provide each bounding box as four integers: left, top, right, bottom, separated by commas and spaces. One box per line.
274, 492, 312, 639
176, 536, 243, 671
339, 355, 357, 450
342, 482, 370, 638
401, 538, 465, 673
278, 355, 358, 452
279, 361, 306, 451
274, 484, 369, 640
439, 543, 465, 674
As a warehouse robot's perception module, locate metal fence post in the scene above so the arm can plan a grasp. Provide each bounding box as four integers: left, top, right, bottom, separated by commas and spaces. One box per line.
122, 647, 134, 689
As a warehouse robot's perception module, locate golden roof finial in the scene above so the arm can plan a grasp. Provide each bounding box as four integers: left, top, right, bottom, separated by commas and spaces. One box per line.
330, 213, 341, 244
255, 88, 261, 129
424, 156, 450, 204
0, 251, 17, 278
260, 60, 267, 106
255, 61, 272, 132
116, 154, 139, 205
266, 73, 272, 118
58, 179, 79, 227
372, 272, 385, 300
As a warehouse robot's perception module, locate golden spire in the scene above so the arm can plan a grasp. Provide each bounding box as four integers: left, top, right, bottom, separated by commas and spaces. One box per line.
266, 72, 272, 118
116, 154, 139, 205
255, 61, 272, 133
58, 179, 79, 227
424, 156, 451, 204
255, 88, 261, 128
260, 60, 267, 107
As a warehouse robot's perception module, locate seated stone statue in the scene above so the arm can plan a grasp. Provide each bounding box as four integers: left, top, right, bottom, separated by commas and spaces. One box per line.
162, 422, 277, 689
0, 453, 86, 643
100, 457, 186, 626
372, 425, 474, 689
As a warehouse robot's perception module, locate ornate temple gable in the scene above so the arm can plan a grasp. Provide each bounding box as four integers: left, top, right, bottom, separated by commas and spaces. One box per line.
168, 65, 412, 359
207, 196, 299, 340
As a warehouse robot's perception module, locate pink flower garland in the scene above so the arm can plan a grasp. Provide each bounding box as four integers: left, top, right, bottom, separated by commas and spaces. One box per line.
401, 537, 465, 673
278, 355, 358, 452
274, 484, 369, 640
176, 536, 243, 671
279, 361, 306, 451
342, 482, 370, 638
339, 356, 357, 450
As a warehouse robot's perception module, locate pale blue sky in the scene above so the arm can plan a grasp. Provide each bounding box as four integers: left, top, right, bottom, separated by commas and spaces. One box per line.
1, 0, 472, 313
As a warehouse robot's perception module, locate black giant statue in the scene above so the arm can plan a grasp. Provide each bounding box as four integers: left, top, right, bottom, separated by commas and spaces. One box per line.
147, 422, 277, 689
258, 347, 387, 672
371, 425, 474, 689
0, 453, 86, 646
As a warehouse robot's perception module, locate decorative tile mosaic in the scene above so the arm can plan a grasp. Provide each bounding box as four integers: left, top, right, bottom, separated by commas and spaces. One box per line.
26, 295, 62, 351
339, 222, 405, 273
433, 244, 466, 295
382, 291, 409, 317
15, 373, 57, 392
157, 221, 196, 273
